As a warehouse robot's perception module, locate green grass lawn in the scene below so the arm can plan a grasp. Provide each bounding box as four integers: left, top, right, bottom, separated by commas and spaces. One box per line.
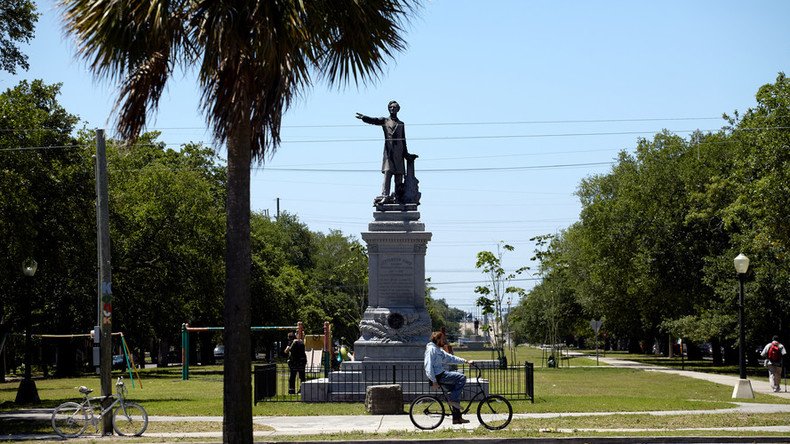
3, 352, 790, 441
3, 361, 787, 416
456, 344, 602, 368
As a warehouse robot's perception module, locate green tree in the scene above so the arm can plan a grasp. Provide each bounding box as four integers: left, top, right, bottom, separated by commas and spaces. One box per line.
60, 2, 420, 439
0, 80, 92, 378
528, 74, 789, 359
571, 130, 730, 352
509, 234, 583, 349
474, 243, 528, 364
697, 73, 790, 352
425, 296, 464, 337
309, 230, 367, 341
0, 0, 38, 74
107, 135, 226, 366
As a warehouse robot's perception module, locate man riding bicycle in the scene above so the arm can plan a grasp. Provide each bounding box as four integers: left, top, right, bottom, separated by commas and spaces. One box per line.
423, 330, 474, 424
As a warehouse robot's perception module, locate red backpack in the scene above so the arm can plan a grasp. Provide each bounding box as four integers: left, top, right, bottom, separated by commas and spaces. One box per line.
767, 342, 782, 363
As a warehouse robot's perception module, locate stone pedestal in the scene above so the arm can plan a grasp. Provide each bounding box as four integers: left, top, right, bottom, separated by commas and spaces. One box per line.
303, 203, 455, 402
354, 203, 432, 361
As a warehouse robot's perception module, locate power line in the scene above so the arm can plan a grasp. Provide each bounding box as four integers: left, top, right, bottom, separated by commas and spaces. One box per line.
255, 160, 613, 173
282, 116, 727, 128
0, 127, 71, 132
279, 130, 697, 144
277, 125, 790, 144
272, 147, 622, 168
82, 116, 726, 132
0, 144, 84, 152
3, 124, 786, 152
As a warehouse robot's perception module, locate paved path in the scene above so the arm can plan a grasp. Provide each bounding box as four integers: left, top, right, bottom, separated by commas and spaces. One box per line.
594, 355, 790, 400
3, 355, 790, 441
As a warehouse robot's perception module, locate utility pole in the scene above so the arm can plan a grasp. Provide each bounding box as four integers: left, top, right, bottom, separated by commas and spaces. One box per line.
95, 129, 113, 434
276, 197, 280, 220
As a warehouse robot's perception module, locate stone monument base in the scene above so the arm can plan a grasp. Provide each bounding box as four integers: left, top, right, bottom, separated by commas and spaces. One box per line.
353, 341, 426, 362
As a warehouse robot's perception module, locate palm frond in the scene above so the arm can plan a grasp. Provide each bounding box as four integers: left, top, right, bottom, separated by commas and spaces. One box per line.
60, 0, 189, 140
308, 0, 419, 87
61, 0, 420, 153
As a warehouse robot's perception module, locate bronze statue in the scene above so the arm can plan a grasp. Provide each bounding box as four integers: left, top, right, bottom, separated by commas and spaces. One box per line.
356, 101, 418, 204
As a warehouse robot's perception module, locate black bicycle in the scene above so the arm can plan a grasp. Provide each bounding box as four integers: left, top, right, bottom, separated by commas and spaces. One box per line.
409, 363, 513, 430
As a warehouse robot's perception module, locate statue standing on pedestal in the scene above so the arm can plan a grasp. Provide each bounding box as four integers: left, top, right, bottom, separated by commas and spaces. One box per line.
356, 100, 419, 205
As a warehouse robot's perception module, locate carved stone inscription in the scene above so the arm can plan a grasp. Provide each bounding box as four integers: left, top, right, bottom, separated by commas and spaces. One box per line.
378, 257, 414, 305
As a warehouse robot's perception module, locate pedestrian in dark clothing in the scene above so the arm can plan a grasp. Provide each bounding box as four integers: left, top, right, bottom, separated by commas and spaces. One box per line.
285, 331, 307, 394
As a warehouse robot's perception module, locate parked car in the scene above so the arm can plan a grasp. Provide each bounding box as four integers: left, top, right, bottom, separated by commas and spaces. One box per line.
214, 344, 225, 360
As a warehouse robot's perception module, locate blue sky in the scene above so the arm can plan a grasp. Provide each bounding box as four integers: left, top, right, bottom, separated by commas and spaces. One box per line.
4, 0, 789, 312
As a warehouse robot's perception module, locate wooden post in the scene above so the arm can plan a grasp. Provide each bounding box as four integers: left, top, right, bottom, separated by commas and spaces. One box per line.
95, 129, 113, 434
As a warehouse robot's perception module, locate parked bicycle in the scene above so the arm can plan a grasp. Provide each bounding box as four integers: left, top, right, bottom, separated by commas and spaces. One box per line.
51, 376, 148, 438
409, 362, 513, 430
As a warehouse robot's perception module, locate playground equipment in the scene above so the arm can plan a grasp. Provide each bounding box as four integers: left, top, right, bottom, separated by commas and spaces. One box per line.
180, 322, 333, 380
36, 331, 142, 387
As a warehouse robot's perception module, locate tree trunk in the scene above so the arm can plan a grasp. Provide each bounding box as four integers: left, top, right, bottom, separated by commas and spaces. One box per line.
199, 331, 215, 365
723, 342, 738, 365
711, 337, 723, 366
686, 343, 702, 360
157, 340, 169, 367
54, 341, 78, 377
628, 337, 642, 354
223, 125, 253, 444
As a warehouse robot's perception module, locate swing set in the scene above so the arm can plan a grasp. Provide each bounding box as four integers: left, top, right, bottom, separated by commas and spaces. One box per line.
181, 321, 328, 380
36, 331, 143, 388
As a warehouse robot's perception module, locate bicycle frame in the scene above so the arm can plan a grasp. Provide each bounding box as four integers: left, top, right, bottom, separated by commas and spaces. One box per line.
79, 394, 122, 430
53, 376, 149, 438
433, 363, 487, 415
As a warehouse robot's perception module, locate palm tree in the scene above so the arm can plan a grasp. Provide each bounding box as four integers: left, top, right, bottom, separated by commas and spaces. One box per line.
60, 1, 419, 441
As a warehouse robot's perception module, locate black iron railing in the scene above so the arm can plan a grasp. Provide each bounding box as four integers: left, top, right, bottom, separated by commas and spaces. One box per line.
254, 361, 534, 403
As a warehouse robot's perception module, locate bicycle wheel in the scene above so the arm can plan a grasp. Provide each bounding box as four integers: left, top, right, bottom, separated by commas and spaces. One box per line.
409, 395, 445, 430
112, 402, 149, 436
477, 394, 512, 430
51, 402, 88, 438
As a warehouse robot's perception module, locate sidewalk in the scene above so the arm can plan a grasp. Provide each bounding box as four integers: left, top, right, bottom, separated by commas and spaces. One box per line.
3, 356, 790, 441
594, 355, 790, 400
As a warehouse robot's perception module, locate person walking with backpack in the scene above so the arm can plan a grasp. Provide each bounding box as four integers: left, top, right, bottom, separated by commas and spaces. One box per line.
760, 335, 786, 392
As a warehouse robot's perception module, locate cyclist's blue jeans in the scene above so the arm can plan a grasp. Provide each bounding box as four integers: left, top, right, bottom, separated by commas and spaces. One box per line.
437, 371, 466, 403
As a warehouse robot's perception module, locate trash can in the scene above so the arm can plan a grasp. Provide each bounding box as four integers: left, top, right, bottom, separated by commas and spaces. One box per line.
254, 363, 277, 403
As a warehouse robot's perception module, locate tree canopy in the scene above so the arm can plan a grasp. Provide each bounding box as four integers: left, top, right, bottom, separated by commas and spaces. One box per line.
0, 0, 38, 74
510, 73, 790, 361
0, 79, 368, 382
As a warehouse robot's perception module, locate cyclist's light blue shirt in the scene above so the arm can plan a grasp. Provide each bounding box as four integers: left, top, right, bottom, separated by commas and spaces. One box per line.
424, 342, 465, 382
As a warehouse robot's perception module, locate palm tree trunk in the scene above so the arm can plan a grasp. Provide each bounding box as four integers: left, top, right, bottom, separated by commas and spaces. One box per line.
223, 124, 253, 444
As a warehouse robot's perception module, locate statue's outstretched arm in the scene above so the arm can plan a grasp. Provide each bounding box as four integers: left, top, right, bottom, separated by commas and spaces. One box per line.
356, 113, 385, 125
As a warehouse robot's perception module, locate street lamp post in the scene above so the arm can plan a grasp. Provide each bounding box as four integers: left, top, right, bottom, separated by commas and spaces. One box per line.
15, 258, 40, 404
732, 253, 754, 399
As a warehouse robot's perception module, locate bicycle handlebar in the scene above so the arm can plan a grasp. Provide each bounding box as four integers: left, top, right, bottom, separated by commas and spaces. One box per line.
469, 362, 483, 379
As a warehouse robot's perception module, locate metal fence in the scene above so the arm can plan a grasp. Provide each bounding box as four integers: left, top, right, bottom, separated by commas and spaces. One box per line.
254, 361, 534, 403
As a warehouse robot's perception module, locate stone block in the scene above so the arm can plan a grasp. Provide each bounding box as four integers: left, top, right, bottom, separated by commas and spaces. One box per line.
301, 378, 329, 402
364, 384, 403, 414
